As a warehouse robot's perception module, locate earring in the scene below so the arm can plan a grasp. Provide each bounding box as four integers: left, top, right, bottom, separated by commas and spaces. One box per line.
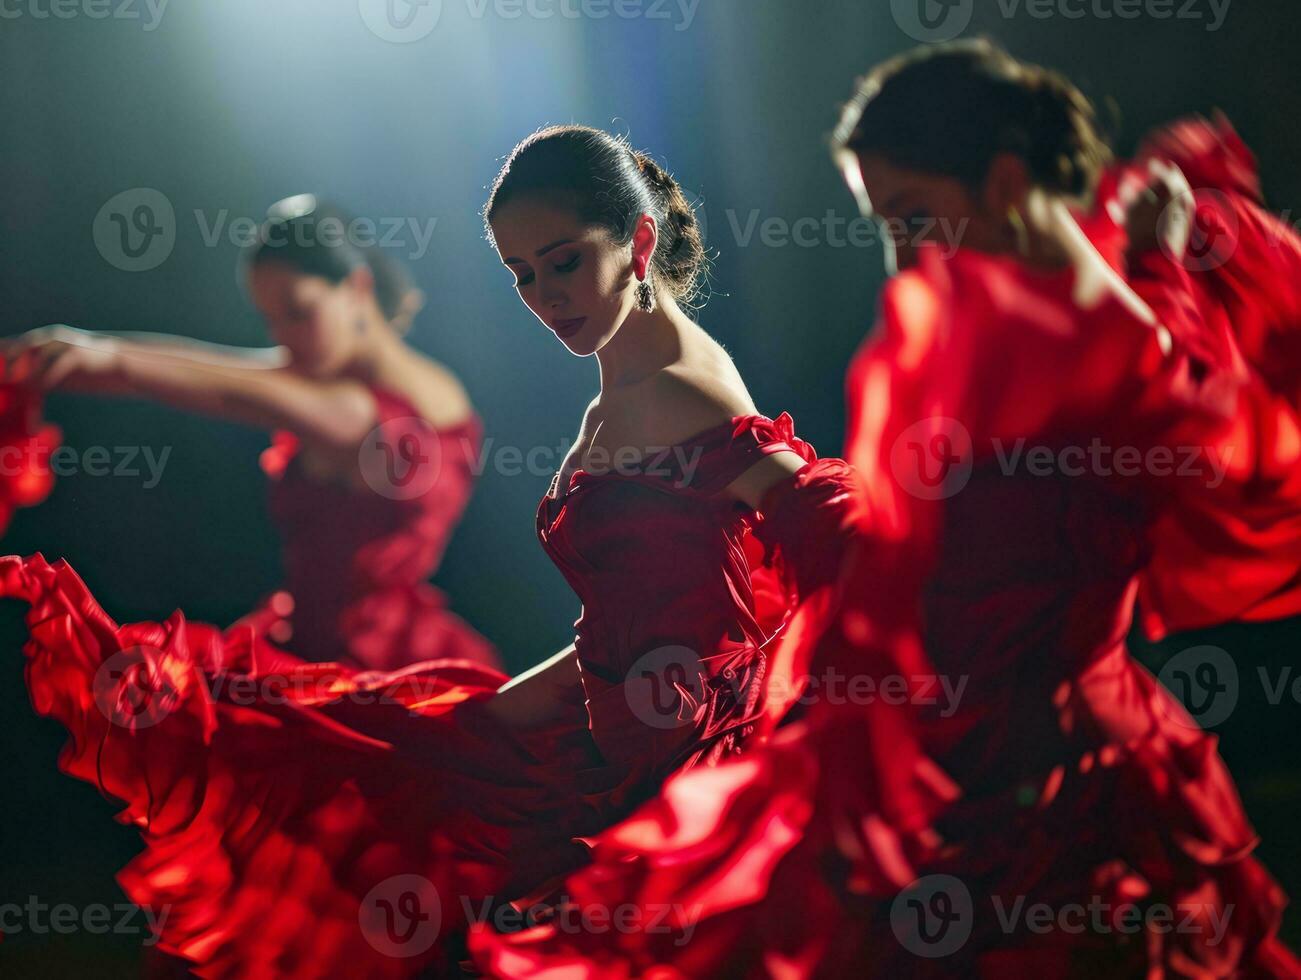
636, 277, 656, 313
1006, 206, 1031, 258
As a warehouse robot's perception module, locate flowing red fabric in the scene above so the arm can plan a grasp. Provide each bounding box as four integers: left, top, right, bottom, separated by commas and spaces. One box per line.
2, 413, 823, 976
1129, 115, 1301, 639
0, 360, 61, 533
248, 386, 499, 671
470, 120, 1301, 978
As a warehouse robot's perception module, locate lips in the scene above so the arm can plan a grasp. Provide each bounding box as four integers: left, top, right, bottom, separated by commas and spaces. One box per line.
551, 317, 586, 339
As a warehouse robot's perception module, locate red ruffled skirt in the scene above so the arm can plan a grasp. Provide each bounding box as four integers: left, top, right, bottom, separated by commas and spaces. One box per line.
1, 552, 594, 978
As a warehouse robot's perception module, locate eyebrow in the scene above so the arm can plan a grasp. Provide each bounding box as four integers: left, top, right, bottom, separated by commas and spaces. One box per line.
503, 238, 575, 264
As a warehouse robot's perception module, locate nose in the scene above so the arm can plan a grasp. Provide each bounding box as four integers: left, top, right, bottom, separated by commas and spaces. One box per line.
538, 276, 567, 310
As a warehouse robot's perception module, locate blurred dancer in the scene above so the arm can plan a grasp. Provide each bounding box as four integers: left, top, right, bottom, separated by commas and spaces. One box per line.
4, 196, 497, 672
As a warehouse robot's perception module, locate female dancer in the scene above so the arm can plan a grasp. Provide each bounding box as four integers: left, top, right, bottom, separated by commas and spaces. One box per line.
3, 196, 497, 672
0, 136, 846, 976
470, 42, 1301, 978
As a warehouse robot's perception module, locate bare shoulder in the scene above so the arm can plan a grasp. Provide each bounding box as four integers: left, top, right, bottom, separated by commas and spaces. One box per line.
604, 354, 758, 452
384, 355, 476, 430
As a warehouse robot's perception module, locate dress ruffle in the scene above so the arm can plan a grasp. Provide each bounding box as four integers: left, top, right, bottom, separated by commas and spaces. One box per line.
470, 119, 1301, 979
2, 552, 527, 978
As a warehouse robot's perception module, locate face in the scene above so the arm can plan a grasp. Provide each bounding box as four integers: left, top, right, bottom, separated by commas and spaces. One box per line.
247, 261, 372, 376
841, 152, 1009, 274
491, 198, 644, 357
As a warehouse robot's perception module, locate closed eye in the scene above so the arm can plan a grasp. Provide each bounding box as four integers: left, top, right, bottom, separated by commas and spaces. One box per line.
554, 255, 580, 274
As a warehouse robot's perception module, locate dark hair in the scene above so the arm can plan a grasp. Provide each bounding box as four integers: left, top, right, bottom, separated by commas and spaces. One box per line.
484, 125, 709, 308
243, 196, 417, 323
833, 39, 1111, 198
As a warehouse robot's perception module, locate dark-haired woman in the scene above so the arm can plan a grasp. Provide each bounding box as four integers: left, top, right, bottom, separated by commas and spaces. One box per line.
3, 197, 498, 673
0, 144, 854, 976
470, 43, 1301, 978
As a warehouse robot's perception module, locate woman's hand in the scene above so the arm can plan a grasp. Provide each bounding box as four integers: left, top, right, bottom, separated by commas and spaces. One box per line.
1123, 158, 1196, 263
1, 325, 123, 392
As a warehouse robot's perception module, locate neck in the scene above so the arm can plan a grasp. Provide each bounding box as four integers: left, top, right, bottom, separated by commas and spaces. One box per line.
595, 298, 690, 389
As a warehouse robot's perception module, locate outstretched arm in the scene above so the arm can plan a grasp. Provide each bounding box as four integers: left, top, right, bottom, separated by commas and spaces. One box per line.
1, 325, 376, 449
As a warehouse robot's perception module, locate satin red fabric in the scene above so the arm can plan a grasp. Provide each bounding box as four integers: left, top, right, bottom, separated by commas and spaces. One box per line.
249, 386, 499, 671
469, 119, 1301, 978
1, 413, 822, 976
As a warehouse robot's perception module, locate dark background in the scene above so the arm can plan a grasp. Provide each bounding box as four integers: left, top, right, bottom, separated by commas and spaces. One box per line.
1, 0, 1298, 973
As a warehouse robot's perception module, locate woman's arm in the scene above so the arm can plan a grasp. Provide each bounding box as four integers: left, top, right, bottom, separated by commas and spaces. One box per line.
2, 325, 376, 449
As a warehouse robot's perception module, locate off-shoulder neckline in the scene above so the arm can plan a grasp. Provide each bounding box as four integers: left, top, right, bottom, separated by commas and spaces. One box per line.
544, 412, 787, 502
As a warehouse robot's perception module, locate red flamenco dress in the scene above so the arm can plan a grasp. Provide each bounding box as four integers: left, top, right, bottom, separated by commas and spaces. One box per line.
0, 411, 821, 977
470, 121, 1301, 978
242, 385, 499, 672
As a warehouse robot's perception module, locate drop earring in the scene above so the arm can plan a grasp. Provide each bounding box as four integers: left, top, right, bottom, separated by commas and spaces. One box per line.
636, 275, 656, 313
